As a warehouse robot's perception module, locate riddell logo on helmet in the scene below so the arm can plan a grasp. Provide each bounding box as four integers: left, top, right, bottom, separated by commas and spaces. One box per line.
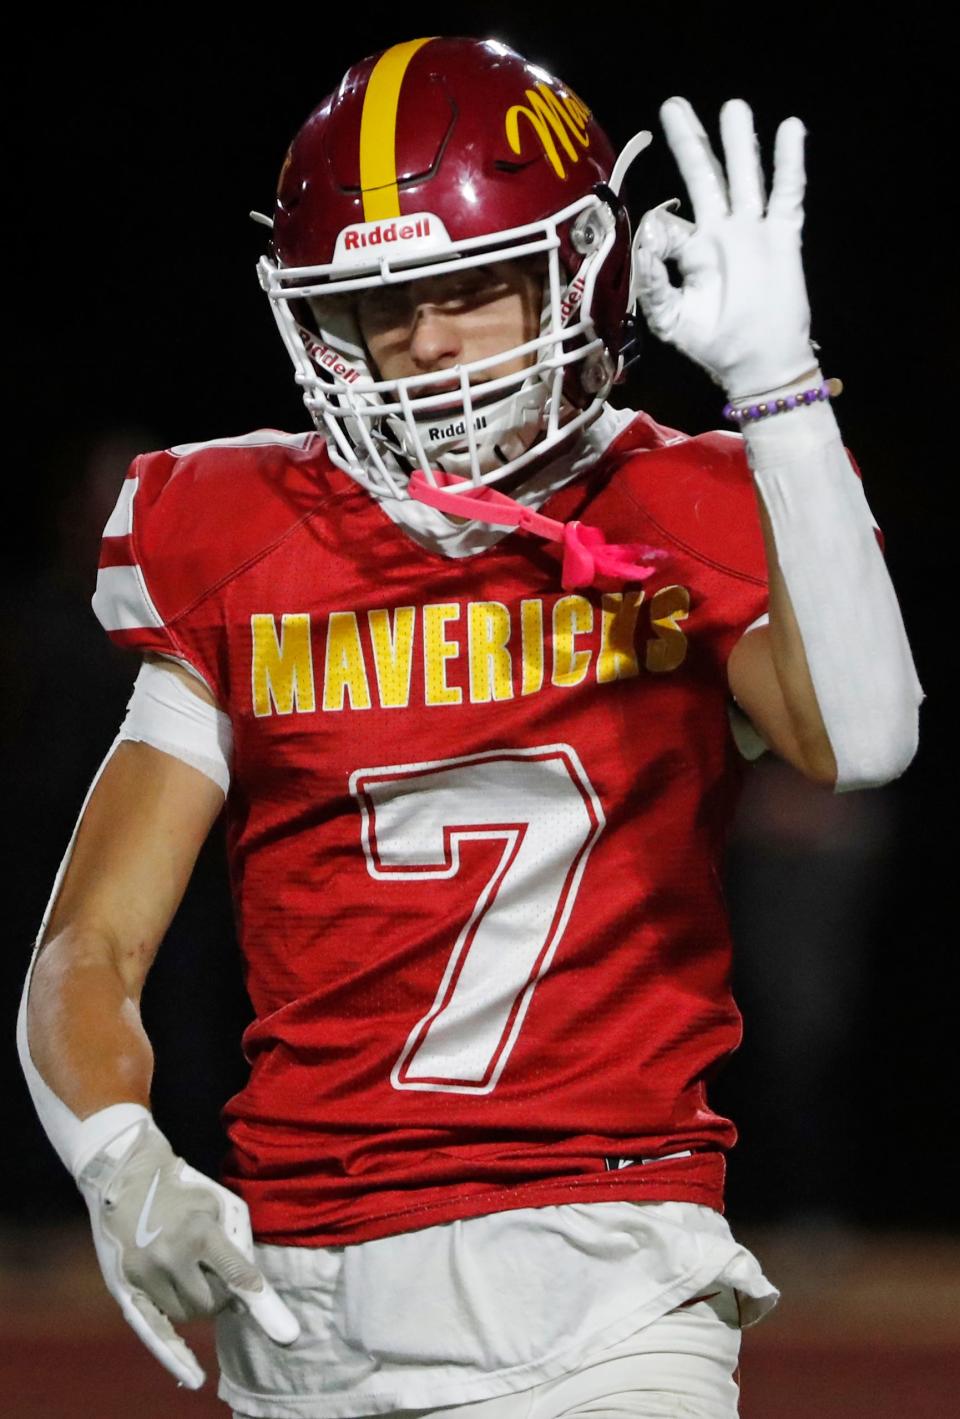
334, 213, 452, 267
304, 335, 361, 384
560, 274, 587, 323
344, 218, 432, 250
427, 416, 488, 442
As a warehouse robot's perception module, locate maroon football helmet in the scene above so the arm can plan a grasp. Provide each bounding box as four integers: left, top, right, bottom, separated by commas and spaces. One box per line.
258, 37, 651, 495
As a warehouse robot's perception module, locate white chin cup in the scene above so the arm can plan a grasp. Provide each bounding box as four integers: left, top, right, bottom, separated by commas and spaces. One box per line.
386, 377, 550, 479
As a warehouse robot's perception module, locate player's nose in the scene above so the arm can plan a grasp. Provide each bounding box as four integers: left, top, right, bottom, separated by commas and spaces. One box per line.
408, 305, 462, 372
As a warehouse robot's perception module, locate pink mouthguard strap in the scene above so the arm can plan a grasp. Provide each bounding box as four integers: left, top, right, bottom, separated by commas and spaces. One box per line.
408, 471, 664, 591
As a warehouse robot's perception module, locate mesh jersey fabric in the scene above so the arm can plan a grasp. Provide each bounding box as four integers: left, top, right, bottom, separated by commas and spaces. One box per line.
93, 408, 771, 1245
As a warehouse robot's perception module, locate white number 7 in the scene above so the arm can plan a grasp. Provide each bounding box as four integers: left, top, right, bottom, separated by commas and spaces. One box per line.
349, 745, 605, 1094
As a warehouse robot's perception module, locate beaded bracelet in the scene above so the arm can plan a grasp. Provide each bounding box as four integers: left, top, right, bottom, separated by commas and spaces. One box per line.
723, 377, 843, 425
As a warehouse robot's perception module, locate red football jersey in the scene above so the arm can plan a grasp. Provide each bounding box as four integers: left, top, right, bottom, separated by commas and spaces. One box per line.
93, 413, 769, 1246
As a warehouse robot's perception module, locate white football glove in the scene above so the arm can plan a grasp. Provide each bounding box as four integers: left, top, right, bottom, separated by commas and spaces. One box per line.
76, 1115, 299, 1389
632, 96, 817, 400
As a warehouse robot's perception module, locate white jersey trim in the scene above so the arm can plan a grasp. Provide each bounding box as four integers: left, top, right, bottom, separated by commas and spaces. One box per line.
92, 564, 164, 633
169, 429, 315, 457
102, 476, 138, 537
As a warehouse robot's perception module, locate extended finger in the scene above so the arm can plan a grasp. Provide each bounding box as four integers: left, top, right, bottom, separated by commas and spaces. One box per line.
719, 99, 765, 217
660, 97, 728, 223
121, 1286, 206, 1389
768, 116, 806, 224
200, 1225, 300, 1345
232, 1275, 301, 1346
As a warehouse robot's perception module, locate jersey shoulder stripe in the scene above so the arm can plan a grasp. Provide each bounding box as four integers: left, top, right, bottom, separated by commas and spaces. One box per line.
92, 561, 165, 634
91, 428, 340, 675
102, 475, 139, 537
168, 429, 316, 457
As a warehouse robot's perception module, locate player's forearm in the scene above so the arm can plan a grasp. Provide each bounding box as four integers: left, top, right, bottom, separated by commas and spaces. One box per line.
755, 496, 838, 785
743, 392, 922, 790
27, 927, 154, 1118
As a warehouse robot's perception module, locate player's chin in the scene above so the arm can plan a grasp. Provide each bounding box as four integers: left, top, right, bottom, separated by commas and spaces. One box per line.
429, 364, 532, 414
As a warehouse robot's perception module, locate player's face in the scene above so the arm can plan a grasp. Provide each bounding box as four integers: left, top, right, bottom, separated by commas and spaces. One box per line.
356, 259, 542, 385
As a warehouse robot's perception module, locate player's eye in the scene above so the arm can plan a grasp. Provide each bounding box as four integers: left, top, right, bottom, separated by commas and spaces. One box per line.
437, 270, 508, 306
357, 286, 413, 335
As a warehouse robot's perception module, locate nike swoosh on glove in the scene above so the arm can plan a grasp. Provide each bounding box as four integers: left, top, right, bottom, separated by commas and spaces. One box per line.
77, 1116, 299, 1389
632, 96, 816, 400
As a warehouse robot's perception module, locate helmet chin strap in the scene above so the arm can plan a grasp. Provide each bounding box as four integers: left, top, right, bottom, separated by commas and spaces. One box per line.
408, 470, 664, 592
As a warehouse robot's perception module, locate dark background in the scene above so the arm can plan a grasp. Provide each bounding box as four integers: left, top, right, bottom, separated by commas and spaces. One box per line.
2, 8, 951, 1241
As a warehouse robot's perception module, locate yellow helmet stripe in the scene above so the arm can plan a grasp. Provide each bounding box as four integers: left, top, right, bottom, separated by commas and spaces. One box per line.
359, 37, 436, 222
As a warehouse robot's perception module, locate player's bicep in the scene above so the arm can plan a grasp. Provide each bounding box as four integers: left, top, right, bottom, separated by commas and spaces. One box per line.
43, 739, 224, 999
143, 652, 221, 706
727, 620, 828, 781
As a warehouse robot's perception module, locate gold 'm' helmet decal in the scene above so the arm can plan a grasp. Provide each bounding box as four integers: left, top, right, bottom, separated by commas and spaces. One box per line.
505, 84, 592, 180
359, 37, 436, 221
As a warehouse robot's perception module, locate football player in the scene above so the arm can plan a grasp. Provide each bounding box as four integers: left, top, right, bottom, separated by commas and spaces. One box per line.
18, 36, 921, 1419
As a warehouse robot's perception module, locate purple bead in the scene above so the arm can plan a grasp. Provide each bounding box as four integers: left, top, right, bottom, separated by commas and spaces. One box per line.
721, 377, 840, 425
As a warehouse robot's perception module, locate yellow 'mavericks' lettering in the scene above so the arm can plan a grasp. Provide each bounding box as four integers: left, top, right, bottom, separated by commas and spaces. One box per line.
646, 586, 690, 673
250, 589, 692, 716
520, 598, 544, 696
598, 592, 643, 683
368, 607, 416, 708
251, 613, 316, 717
552, 595, 594, 687
323, 612, 372, 710
423, 603, 462, 705
468, 601, 514, 703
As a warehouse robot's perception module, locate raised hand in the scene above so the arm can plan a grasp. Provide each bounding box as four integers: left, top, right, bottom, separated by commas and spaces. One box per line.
632, 97, 816, 400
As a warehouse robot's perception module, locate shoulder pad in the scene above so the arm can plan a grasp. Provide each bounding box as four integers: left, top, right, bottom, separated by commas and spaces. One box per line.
92, 429, 341, 651
610, 427, 766, 582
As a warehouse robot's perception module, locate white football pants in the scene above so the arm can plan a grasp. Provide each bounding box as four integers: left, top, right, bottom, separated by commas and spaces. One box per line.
231, 1288, 742, 1419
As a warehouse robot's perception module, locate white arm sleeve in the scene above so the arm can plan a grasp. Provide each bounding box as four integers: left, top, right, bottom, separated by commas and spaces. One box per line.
120, 659, 233, 795
17, 661, 232, 1176
742, 387, 923, 791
